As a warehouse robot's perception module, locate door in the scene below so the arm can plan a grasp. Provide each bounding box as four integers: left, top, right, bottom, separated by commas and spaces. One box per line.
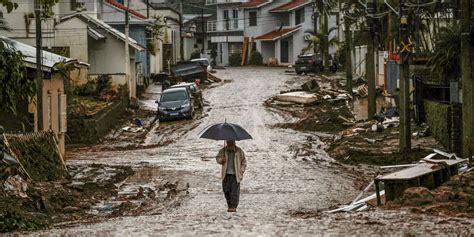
280, 40, 289, 63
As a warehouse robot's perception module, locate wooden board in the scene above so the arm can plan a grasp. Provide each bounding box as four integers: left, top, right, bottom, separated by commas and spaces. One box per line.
241, 37, 249, 66
376, 159, 465, 181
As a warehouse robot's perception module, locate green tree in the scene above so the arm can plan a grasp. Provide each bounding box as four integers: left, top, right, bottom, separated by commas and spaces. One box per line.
0, 42, 34, 114
229, 53, 242, 67
427, 24, 461, 83
248, 51, 263, 66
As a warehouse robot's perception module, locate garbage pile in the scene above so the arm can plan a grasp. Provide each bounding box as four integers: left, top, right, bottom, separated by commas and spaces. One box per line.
266, 76, 357, 133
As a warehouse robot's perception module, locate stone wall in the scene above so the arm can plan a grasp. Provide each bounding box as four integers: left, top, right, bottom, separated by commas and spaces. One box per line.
67, 97, 127, 145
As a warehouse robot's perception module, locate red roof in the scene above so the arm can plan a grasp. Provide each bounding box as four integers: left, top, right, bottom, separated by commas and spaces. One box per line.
105, 0, 147, 19
269, 0, 309, 12
255, 26, 301, 41
239, 0, 270, 9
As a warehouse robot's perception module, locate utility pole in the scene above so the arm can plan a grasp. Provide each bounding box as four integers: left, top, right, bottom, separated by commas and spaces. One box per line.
34, 0, 43, 131
322, 13, 329, 68
312, 0, 318, 54
366, 0, 376, 119
461, 0, 473, 161
345, 19, 353, 96
201, 9, 205, 54
398, 0, 411, 152
179, 0, 184, 61
124, 0, 131, 99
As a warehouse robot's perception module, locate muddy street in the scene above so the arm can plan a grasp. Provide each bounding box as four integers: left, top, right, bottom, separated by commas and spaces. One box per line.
37, 67, 473, 235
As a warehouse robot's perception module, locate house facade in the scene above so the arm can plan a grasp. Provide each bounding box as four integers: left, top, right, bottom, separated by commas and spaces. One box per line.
206, 0, 246, 65
207, 0, 339, 65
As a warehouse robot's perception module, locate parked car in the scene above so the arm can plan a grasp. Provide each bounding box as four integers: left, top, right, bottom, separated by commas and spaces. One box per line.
155, 87, 195, 120
171, 61, 207, 83
294, 53, 324, 75
170, 82, 204, 108
191, 58, 212, 72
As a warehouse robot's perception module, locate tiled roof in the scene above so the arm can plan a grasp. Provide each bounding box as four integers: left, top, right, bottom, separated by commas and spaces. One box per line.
105, 0, 147, 19
239, 0, 271, 9
269, 0, 310, 12
255, 25, 301, 41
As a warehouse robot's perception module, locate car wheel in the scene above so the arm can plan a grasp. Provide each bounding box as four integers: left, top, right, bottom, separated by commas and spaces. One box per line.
296, 70, 302, 75
187, 111, 195, 120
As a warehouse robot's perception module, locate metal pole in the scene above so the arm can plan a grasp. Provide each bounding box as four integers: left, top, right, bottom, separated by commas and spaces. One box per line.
367, 0, 377, 119
35, 0, 43, 131
399, 0, 411, 152
201, 9, 205, 54
125, 0, 131, 99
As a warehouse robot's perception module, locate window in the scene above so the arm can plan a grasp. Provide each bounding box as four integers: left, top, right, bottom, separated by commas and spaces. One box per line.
70, 0, 95, 12
249, 11, 257, 26
223, 10, 229, 20
295, 8, 305, 25
233, 9, 239, 29
223, 10, 230, 30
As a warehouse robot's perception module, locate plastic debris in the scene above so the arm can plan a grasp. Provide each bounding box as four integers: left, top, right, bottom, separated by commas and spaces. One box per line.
3, 175, 28, 198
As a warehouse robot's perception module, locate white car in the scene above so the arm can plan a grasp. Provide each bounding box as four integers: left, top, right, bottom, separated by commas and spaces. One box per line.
191, 58, 212, 72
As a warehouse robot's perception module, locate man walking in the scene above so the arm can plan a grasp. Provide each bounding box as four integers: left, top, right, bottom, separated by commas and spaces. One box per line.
216, 140, 247, 212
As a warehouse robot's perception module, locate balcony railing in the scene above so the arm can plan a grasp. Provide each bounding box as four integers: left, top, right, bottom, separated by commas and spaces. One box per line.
206, 0, 248, 5
207, 19, 242, 32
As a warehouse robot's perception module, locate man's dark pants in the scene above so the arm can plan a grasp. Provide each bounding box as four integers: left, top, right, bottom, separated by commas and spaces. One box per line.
223, 174, 240, 208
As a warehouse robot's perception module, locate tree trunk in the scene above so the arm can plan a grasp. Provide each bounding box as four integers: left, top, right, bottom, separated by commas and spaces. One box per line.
345, 20, 353, 96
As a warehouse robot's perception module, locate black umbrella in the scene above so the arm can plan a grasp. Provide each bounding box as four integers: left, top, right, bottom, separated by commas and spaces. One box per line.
199, 122, 252, 141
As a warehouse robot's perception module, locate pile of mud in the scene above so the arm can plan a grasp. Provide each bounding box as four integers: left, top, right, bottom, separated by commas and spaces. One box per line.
324, 122, 441, 166
389, 171, 474, 217
0, 164, 133, 232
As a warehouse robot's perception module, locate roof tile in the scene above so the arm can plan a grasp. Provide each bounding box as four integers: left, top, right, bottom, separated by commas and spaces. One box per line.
255, 26, 301, 40
105, 0, 147, 19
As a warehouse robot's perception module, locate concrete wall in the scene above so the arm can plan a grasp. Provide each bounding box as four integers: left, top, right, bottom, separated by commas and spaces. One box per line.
149, 8, 182, 62
42, 74, 66, 155
149, 39, 163, 74
88, 33, 132, 74
54, 18, 89, 63
260, 41, 275, 63
88, 74, 127, 88
0, 2, 55, 46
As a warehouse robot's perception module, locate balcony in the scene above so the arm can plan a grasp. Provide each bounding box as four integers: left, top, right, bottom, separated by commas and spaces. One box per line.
207, 19, 243, 32
205, 0, 249, 5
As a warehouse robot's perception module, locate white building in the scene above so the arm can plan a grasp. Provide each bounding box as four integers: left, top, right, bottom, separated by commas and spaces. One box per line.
206, 0, 246, 65
207, 0, 339, 65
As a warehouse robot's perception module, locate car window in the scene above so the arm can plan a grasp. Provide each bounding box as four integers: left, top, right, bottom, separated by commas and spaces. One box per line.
161, 91, 187, 102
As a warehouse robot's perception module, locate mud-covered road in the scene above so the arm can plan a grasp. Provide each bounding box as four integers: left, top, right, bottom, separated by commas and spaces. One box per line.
38, 67, 473, 235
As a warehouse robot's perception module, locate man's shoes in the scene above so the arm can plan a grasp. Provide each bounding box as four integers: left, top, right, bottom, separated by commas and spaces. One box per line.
227, 208, 236, 212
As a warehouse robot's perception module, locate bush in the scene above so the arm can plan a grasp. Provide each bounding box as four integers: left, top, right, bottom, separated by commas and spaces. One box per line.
248, 51, 263, 65
190, 49, 201, 60
229, 53, 242, 66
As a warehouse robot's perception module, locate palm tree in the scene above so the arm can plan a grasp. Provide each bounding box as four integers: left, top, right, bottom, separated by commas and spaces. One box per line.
427, 24, 461, 83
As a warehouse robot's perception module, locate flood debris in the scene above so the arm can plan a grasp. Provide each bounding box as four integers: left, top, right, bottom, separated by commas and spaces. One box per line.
275, 91, 319, 104
327, 149, 470, 215
3, 175, 28, 198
